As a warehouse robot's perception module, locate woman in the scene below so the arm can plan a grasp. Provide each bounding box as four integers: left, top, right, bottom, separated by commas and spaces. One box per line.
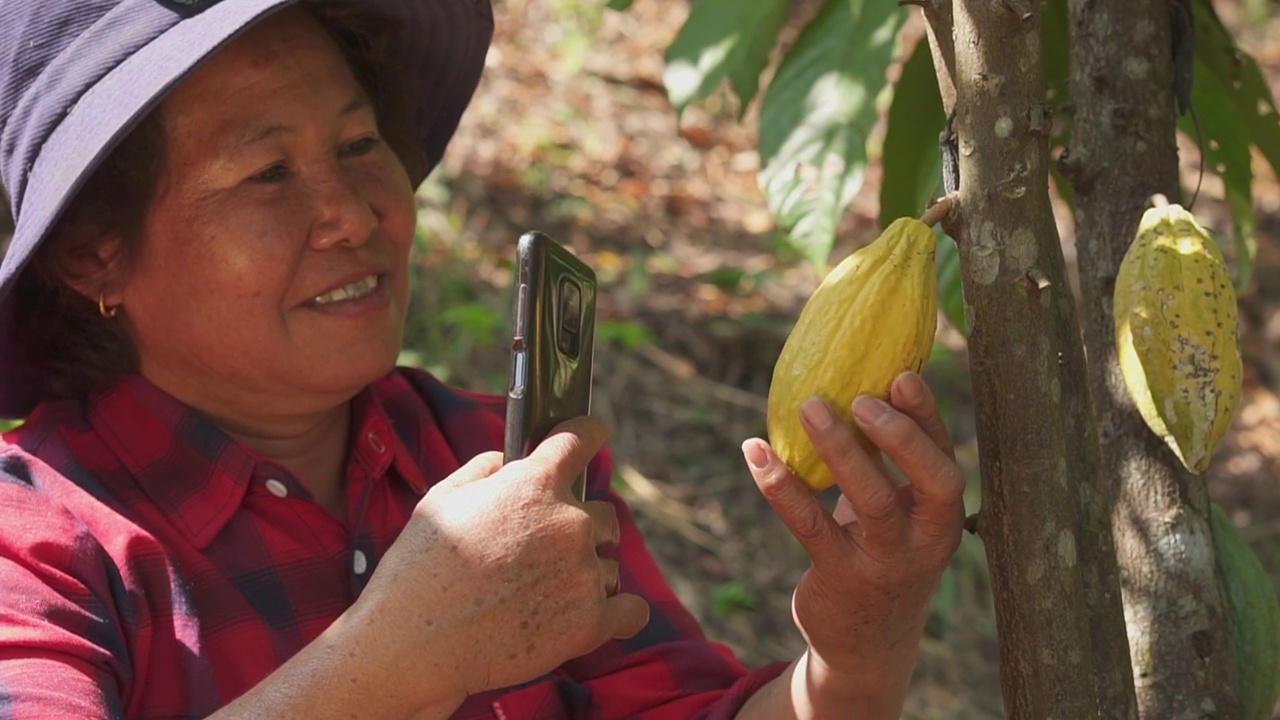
0, 1, 966, 718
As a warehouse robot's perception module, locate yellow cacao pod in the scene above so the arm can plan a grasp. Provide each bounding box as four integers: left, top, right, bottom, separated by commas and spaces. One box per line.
1114, 203, 1242, 474
1209, 502, 1280, 720
766, 217, 938, 492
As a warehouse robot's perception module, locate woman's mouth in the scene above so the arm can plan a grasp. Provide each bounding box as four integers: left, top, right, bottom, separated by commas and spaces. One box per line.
309, 274, 380, 306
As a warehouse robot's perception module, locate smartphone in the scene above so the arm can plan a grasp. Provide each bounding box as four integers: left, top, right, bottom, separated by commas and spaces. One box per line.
503, 231, 598, 501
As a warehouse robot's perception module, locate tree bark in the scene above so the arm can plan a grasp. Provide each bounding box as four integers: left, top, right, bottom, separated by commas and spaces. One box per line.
1062, 1, 1240, 716
917, 1, 1139, 716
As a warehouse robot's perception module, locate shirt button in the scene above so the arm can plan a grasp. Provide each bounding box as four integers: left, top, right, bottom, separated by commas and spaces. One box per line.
367, 432, 386, 453
353, 550, 369, 575
265, 479, 288, 498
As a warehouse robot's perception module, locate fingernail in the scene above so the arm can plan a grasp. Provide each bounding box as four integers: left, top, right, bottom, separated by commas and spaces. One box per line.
897, 372, 924, 405
800, 397, 834, 430
741, 439, 770, 470
853, 396, 889, 425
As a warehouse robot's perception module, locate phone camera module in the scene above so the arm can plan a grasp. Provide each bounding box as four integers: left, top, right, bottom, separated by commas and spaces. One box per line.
557, 278, 583, 359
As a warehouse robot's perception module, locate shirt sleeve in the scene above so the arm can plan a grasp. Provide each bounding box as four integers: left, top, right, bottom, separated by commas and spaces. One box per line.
558, 450, 790, 718
0, 456, 130, 720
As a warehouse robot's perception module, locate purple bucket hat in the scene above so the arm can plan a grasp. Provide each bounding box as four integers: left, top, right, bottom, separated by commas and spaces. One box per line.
0, 0, 493, 419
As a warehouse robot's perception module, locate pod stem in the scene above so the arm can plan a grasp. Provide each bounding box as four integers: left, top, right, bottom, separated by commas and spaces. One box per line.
919, 193, 959, 228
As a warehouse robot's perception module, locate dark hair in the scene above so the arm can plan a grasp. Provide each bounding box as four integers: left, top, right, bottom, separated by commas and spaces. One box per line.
10, 2, 421, 403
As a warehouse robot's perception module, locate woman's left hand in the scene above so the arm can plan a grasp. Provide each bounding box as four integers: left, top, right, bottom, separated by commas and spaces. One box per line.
742, 370, 965, 703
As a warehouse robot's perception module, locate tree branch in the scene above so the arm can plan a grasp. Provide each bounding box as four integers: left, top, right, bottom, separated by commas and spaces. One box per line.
908, 0, 958, 116
918, 193, 958, 228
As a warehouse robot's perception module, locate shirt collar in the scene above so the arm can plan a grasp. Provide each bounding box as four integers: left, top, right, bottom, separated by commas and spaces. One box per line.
347, 379, 428, 494
87, 374, 428, 549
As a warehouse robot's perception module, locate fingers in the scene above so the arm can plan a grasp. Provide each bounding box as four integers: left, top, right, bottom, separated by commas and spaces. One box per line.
526, 416, 609, 499
800, 397, 904, 541
601, 593, 650, 640
598, 558, 620, 596
435, 450, 505, 490
741, 438, 844, 560
592, 525, 648, 643
889, 372, 955, 460
854, 383, 965, 532
585, 559, 648, 643
582, 501, 620, 552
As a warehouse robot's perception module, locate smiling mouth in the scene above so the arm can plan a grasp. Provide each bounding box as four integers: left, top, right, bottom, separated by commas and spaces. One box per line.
310, 274, 380, 306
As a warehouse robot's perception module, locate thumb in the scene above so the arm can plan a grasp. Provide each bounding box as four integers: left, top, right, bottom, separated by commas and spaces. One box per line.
433, 450, 505, 491
602, 593, 650, 640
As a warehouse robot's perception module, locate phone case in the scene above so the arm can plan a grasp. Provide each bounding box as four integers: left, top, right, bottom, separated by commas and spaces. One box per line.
503, 231, 597, 500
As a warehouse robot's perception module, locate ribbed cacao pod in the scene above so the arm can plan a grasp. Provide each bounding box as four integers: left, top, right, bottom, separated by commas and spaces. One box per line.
766, 217, 938, 492
1209, 502, 1280, 720
1114, 203, 1242, 474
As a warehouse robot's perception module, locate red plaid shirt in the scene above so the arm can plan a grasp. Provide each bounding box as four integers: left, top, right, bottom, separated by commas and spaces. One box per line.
0, 369, 786, 719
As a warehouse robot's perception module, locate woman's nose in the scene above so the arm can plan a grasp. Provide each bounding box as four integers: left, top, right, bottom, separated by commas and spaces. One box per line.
307, 165, 377, 250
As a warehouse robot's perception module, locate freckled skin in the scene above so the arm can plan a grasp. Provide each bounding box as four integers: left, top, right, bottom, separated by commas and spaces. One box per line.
107, 14, 655, 717
108, 8, 418, 430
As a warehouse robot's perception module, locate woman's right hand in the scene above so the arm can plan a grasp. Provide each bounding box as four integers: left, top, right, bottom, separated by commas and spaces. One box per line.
349, 416, 651, 710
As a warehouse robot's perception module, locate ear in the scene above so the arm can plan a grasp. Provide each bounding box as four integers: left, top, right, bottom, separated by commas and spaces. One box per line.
58, 235, 128, 305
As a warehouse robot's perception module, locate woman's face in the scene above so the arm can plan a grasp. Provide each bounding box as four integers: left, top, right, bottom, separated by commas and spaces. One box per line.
112, 8, 417, 423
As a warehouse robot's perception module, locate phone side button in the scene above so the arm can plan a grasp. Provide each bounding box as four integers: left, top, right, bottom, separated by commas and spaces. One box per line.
509, 350, 526, 399
514, 282, 529, 338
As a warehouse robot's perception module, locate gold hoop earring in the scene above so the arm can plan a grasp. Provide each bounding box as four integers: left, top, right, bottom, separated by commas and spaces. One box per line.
98, 293, 119, 319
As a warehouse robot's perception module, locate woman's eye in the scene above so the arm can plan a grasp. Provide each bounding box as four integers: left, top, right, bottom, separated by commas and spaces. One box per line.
249, 164, 290, 184
343, 136, 381, 156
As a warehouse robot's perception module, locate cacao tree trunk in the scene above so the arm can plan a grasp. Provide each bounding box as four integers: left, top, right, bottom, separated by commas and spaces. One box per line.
1062, 0, 1240, 716
921, 0, 1139, 715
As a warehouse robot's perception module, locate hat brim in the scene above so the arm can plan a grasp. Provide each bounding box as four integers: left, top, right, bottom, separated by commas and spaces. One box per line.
0, 0, 493, 419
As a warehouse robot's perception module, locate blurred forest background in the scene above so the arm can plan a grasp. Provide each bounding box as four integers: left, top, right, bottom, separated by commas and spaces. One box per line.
2, 0, 1280, 716
407, 0, 1280, 716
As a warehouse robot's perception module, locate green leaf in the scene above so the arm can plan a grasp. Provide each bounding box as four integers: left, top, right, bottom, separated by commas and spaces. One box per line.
662, 0, 787, 118
597, 320, 657, 351
926, 562, 957, 637
606, 0, 633, 10
1193, 0, 1280, 180
700, 266, 749, 292
1186, 0, 1279, 290
1041, 0, 1070, 109
758, 0, 908, 272
709, 579, 760, 617
439, 303, 504, 346
936, 231, 967, 336
1227, 191, 1257, 294
1041, 0, 1075, 210
1179, 43, 1257, 291
879, 39, 944, 228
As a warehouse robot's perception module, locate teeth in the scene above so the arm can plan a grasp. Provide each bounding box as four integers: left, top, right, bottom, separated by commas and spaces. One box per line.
313, 275, 378, 305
